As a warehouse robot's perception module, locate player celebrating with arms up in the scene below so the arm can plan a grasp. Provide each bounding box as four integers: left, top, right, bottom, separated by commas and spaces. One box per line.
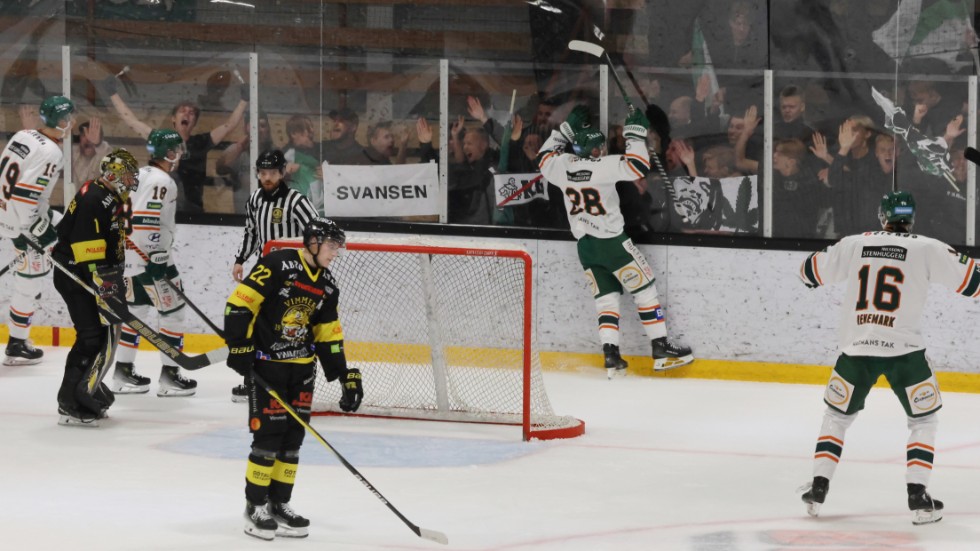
223, 217, 364, 540
538, 105, 693, 377
798, 191, 980, 525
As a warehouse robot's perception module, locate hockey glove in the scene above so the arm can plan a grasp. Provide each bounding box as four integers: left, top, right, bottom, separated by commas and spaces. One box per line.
29, 212, 58, 248
624, 109, 650, 141
93, 265, 125, 303
226, 340, 255, 376
338, 368, 363, 412
101, 75, 118, 97
560, 105, 592, 142
146, 251, 169, 282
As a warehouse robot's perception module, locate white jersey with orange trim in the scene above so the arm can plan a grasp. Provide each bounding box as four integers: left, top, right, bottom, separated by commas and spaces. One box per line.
800, 230, 980, 357
538, 130, 650, 240
125, 164, 178, 274
0, 129, 64, 238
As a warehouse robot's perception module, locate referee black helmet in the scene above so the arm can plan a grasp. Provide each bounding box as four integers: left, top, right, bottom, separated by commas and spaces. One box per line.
256, 149, 286, 172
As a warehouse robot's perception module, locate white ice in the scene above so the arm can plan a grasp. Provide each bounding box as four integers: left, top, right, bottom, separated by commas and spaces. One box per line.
3, 347, 980, 550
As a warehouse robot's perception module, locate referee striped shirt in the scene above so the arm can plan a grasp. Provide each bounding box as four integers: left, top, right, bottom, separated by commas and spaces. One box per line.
235, 184, 318, 264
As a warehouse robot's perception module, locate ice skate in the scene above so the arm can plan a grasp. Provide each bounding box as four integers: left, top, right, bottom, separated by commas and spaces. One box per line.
57, 405, 101, 428
908, 483, 943, 525
157, 365, 197, 397
603, 343, 628, 379
232, 383, 248, 403
651, 337, 694, 371
110, 362, 150, 394
800, 476, 829, 517
270, 501, 310, 538
3, 338, 43, 366
243, 501, 278, 540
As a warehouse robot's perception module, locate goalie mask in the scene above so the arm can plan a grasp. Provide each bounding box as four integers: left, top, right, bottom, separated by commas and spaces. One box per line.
878, 191, 915, 229
146, 128, 185, 166
572, 128, 606, 159
39, 95, 75, 137
100, 148, 140, 195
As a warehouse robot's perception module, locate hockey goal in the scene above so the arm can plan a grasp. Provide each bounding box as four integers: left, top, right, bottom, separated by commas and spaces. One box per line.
262, 235, 584, 441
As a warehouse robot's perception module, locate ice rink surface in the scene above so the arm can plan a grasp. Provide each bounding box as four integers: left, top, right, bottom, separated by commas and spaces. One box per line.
3, 348, 980, 550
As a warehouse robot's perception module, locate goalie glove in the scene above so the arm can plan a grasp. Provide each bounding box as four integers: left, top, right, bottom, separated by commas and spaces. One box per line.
339, 368, 363, 412
92, 265, 127, 313
623, 108, 650, 141
146, 251, 170, 282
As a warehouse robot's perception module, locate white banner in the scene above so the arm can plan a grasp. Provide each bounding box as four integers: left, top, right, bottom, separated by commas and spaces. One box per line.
493, 173, 549, 207
321, 162, 439, 217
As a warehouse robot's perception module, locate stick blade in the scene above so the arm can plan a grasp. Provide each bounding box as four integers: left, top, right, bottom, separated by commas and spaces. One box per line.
418, 528, 449, 545
568, 40, 605, 58
965, 146, 980, 166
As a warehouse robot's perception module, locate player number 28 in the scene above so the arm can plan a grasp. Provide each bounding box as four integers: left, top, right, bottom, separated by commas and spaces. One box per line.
565, 187, 607, 216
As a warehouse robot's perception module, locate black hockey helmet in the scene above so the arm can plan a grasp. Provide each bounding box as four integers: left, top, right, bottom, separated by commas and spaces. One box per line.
256, 149, 286, 172
303, 217, 346, 248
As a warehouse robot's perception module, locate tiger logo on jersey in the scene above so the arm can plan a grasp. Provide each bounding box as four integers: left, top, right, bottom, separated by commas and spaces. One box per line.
279, 298, 315, 341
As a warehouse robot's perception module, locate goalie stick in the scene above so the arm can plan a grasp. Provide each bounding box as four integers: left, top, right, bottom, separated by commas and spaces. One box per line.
21, 235, 226, 370
568, 39, 687, 223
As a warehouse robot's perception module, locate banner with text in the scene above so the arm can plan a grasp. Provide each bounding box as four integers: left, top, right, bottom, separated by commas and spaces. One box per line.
493, 172, 549, 207
321, 162, 439, 217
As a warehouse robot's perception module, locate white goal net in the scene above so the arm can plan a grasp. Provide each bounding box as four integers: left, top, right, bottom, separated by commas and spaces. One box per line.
263, 235, 584, 441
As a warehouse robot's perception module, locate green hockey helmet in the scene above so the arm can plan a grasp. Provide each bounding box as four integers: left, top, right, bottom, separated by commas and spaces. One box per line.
572, 128, 606, 158
39, 95, 75, 130
146, 128, 185, 161
878, 191, 915, 228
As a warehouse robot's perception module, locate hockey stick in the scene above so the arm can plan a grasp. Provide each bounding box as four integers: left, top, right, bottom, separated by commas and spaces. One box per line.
0, 249, 28, 279
164, 267, 450, 543
964, 146, 980, 166
251, 372, 449, 545
21, 235, 226, 370
568, 39, 687, 222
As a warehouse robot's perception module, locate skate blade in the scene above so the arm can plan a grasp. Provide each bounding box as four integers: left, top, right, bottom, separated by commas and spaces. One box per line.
243, 526, 276, 541
653, 354, 694, 371
3, 356, 43, 366
110, 383, 150, 394
274, 524, 309, 538
606, 367, 627, 380
157, 387, 196, 398
805, 501, 822, 517
58, 414, 101, 428
912, 509, 943, 525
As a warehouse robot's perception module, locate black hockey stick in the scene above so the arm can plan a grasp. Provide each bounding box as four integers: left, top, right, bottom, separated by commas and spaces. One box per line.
964, 146, 980, 166
22, 235, 227, 370
568, 39, 686, 222
250, 372, 449, 545
0, 249, 27, 279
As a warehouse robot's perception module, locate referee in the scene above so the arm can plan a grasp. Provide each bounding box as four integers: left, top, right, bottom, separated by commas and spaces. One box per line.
230, 149, 319, 401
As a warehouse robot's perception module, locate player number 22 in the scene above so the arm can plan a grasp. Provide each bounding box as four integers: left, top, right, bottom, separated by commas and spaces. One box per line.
249, 264, 272, 286
856, 265, 903, 312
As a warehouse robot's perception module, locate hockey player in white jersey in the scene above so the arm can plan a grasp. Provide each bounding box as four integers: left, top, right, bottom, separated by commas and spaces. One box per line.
798, 191, 974, 525
111, 129, 197, 396
538, 105, 692, 376
0, 95, 74, 365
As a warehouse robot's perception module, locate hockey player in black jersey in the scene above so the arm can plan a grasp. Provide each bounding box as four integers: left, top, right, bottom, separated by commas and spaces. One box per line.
224, 217, 363, 540
51, 149, 139, 427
